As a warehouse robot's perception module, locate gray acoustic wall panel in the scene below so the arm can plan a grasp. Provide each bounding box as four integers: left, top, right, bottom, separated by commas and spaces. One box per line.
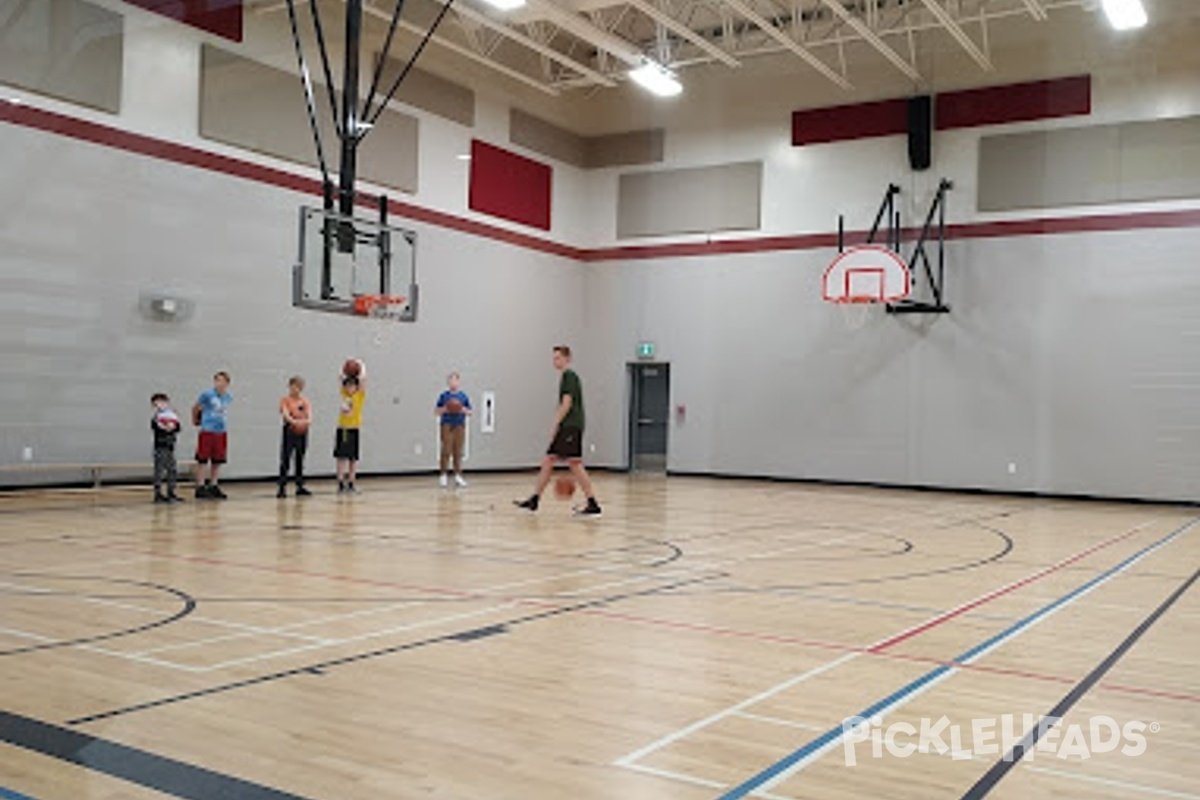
585, 129, 664, 169
510, 108, 587, 167
510, 109, 664, 169
0, 0, 122, 113
979, 115, 1200, 211
617, 161, 762, 239
200, 46, 419, 194
376, 58, 474, 127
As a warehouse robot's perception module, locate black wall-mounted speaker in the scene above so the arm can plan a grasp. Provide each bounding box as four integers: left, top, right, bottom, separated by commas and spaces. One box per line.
908, 95, 933, 171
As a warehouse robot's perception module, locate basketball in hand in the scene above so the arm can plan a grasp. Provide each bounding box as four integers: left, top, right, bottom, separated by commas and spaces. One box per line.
445, 398, 464, 414
553, 475, 575, 499
342, 359, 362, 378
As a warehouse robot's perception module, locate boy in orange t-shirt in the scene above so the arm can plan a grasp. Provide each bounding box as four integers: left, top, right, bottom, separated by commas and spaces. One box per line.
278, 376, 313, 498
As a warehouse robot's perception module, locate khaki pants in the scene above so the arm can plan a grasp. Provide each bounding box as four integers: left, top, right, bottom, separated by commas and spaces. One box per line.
440, 424, 465, 473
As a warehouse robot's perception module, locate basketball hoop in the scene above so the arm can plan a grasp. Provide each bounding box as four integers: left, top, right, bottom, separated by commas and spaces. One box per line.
353, 294, 408, 321
822, 245, 910, 329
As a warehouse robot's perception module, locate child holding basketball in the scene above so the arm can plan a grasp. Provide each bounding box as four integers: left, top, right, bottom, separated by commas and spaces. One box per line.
278, 376, 312, 498
435, 372, 472, 489
335, 360, 366, 494
150, 393, 183, 504
193, 371, 232, 499
515, 346, 602, 517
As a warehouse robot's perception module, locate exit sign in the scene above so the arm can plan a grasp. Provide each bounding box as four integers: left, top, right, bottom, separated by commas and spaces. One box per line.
637, 342, 655, 359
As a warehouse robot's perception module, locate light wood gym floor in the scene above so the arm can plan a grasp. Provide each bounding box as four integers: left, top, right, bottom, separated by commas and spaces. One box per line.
0, 474, 1196, 800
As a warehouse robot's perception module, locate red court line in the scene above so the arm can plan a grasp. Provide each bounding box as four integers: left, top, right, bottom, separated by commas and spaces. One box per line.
579, 608, 1200, 706
867, 524, 1146, 654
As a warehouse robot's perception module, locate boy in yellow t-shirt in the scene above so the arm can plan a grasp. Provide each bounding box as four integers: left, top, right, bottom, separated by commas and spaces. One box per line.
335, 360, 366, 494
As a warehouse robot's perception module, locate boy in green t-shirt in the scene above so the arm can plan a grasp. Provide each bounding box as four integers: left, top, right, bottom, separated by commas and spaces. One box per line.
515, 345, 602, 516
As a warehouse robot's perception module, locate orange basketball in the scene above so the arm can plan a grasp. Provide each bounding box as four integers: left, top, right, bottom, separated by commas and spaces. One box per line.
553, 475, 575, 499
342, 358, 362, 378
444, 397, 464, 414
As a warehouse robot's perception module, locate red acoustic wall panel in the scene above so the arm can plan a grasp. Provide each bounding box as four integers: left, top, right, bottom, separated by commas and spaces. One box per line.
469, 140, 552, 231
792, 98, 909, 146
936, 75, 1091, 130
123, 0, 243, 42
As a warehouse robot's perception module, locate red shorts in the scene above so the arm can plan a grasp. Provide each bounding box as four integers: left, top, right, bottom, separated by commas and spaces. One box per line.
196, 431, 228, 464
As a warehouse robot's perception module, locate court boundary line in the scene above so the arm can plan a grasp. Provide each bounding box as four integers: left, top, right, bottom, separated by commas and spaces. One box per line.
711, 517, 1197, 799
66, 572, 725, 725
960, 563, 1200, 799
0, 710, 314, 800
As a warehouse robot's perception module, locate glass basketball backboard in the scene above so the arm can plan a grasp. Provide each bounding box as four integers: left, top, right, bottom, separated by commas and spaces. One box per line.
292, 205, 418, 321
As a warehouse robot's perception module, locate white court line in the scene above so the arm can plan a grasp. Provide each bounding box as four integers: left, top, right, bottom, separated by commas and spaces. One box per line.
732, 712, 827, 733
613, 653, 859, 767
134, 628, 339, 657
0, 578, 329, 641
1024, 765, 1200, 799
612, 519, 1165, 777
617, 763, 797, 800
0, 626, 207, 672
203, 601, 522, 671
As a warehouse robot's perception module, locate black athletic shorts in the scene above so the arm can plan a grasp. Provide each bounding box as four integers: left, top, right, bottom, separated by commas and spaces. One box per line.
334, 428, 360, 461
547, 427, 583, 460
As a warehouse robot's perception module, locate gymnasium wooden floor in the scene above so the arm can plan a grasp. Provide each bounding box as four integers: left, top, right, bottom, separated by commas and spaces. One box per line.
0, 474, 1196, 800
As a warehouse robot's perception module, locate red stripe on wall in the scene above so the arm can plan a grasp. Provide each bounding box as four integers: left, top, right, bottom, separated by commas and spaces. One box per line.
122, 0, 243, 42
0, 102, 581, 259
936, 75, 1091, 131
468, 140, 552, 231
791, 98, 908, 146
1, 101, 1196, 265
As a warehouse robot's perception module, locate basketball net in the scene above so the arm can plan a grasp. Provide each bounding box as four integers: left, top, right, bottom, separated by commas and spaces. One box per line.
352, 294, 407, 348
834, 297, 877, 330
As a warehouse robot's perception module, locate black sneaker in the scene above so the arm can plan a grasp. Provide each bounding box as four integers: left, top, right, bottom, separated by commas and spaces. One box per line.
277, 486, 287, 499
295, 486, 312, 497
337, 482, 346, 494
210, 485, 228, 500
195, 484, 211, 499
168, 494, 185, 503
154, 493, 169, 504
514, 495, 540, 512
574, 499, 602, 518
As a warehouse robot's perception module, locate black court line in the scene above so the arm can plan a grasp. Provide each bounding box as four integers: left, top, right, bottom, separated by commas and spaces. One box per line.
960, 565, 1200, 800
67, 571, 724, 725
665, 522, 1014, 597
0, 576, 195, 656
0, 710, 315, 800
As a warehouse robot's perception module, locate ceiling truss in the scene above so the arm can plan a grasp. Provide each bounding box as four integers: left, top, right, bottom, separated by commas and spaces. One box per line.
252, 0, 1086, 97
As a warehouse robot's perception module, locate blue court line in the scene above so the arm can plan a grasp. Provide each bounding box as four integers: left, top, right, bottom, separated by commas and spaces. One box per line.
0, 788, 38, 800
715, 517, 1197, 800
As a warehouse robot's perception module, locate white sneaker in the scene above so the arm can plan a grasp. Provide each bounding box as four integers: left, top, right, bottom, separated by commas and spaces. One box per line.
438, 473, 448, 489
454, 474, 468, 488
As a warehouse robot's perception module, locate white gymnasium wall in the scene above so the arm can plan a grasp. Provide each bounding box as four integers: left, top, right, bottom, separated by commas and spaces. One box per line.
578, 18, 1200, 502
0, 4, 590, 481
0, 120, 586, 479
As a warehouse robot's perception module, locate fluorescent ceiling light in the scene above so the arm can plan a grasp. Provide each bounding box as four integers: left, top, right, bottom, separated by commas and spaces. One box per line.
1101, 0, 1147, 30
629, 61, 682, 98
477, 0, 525, 10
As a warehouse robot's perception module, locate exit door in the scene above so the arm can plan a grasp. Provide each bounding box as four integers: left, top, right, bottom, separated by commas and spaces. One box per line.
628, 363, 670, 472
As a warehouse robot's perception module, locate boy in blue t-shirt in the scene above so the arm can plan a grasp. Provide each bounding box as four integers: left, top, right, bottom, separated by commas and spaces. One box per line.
435, 372, 472, 489
192, 371, 232, 499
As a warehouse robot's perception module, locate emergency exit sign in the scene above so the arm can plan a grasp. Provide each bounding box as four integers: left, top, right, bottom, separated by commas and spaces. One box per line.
637, 342, 655, 359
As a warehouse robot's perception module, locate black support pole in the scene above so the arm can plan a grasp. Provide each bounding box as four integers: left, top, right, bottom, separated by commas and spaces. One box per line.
338, 0, 363, 221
